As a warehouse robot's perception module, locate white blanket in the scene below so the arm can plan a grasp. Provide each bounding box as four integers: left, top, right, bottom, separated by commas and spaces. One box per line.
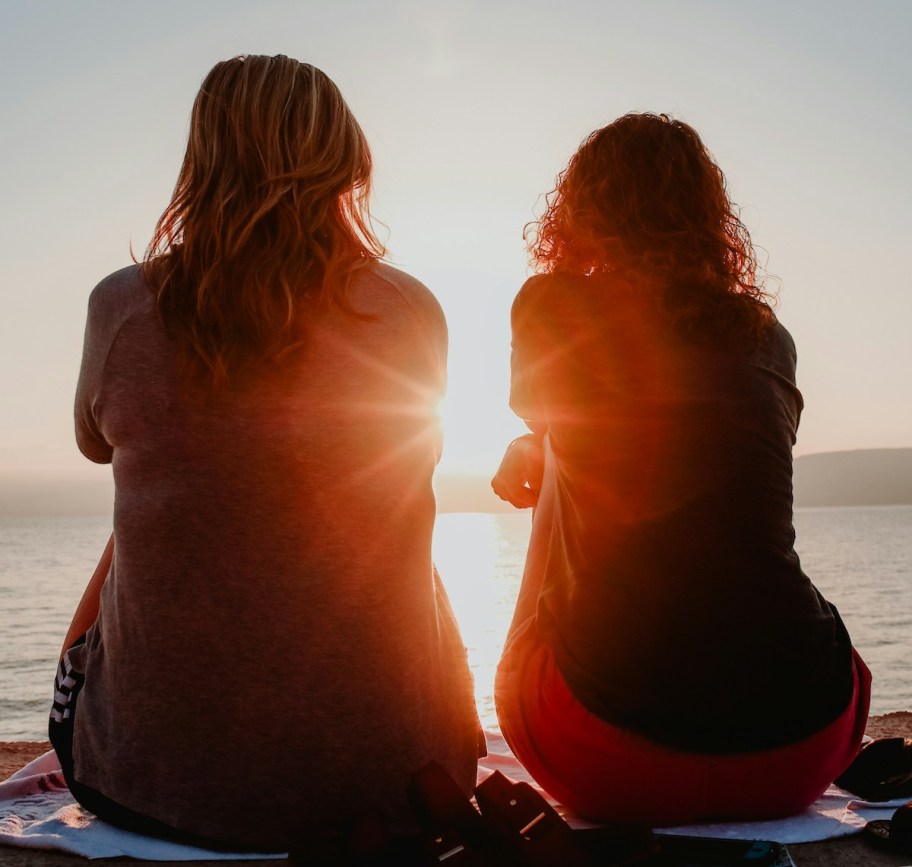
0, 733, 907, 860
0, 748, 280, 860
482, 730, 908, 844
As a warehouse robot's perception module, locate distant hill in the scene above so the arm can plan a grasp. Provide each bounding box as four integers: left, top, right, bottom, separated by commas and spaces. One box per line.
0, 474, 113, 516
435, 473, 515, 514
1, 448, 910, 516
437, 448, 912, 513
793, 448, 912, 507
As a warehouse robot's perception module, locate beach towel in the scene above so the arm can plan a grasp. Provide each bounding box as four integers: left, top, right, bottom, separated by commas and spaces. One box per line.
482, 730, 910, 844
0, 733, 908, 860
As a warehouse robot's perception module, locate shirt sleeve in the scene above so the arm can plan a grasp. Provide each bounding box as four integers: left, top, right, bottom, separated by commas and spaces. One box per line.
74, 286, 115, 464
75, 267, 150, 465
422, 288, 448, 463
509, 278, 548, 436
377, 264, 448, 463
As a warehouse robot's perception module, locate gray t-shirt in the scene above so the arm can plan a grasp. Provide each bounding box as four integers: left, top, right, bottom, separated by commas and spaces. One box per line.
68, 262, 479, 849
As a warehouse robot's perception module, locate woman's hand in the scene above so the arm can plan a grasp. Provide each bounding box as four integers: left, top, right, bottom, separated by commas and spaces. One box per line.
491, 434, 545, 509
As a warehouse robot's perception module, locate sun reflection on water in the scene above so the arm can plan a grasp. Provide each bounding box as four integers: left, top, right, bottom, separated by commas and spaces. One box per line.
432, 511, 531, 728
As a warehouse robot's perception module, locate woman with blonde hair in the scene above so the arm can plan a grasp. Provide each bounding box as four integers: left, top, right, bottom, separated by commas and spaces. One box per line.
50, 55, 479, 851
492, 113, 870, 825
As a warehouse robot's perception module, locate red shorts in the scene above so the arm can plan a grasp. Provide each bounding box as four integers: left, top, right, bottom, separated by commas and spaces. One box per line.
495, 622, 871, 826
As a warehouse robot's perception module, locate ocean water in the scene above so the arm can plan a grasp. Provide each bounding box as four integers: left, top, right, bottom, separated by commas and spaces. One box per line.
0, 506, 910, 741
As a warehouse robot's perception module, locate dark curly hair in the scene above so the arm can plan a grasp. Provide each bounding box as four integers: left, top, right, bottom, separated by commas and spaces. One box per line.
527, 113, 776, 345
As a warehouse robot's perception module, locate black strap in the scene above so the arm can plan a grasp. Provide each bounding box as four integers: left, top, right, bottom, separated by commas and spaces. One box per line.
408, 761, 516, 865
408, 762, 657, 867
474, 771, 596, 866
291, 762, 658, 866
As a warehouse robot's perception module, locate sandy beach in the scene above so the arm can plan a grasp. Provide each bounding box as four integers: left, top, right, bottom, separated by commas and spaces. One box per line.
2, 712, 911, 867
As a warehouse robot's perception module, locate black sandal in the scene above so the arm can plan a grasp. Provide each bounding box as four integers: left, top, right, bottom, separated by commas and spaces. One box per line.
863, 799, 912, 854
835, 737, 912, 801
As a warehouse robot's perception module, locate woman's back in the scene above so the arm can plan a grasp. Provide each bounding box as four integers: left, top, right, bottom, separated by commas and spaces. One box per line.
69, 261, 479, 847
493, 112, 867, 826
510, 272, 853, 752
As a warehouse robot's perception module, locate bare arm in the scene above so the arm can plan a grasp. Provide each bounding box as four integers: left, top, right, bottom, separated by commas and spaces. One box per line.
60, 533, 113, 658
491, 433, 545, 509
502, 434, 555, 643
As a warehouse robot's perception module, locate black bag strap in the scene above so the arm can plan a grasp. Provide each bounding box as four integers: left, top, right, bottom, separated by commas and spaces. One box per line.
408, 761, 518, 865
408, 762, 657, 867
474, 771, 597, 866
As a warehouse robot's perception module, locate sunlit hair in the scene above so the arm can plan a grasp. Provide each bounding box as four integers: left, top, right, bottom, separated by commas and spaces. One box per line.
527, 113, 775, 345
142, 54, 385, 384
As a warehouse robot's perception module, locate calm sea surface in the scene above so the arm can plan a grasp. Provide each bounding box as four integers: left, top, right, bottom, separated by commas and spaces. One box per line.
1, 506, 910, 740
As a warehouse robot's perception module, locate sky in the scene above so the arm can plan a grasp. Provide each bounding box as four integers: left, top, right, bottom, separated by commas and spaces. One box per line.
1, 0, 910, 498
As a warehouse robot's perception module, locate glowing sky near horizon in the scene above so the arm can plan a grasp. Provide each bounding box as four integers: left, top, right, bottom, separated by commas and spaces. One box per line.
1, 0, 909, 487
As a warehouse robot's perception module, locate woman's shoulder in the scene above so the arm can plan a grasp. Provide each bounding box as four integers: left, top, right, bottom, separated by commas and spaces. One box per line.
754, 313, 798, 376
87, 263, 154, 320
514, 271, 600, 304
515, 272, 564, 303
511, 272, 598, 332
513, 273, 555, 318
355, 261, 446, 335
83, 264, 156, 348
364, 260, 432, 295
768, 315, 797, 356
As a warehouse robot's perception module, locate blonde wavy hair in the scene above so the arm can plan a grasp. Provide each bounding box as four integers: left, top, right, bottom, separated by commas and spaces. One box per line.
142, 55, 385, 383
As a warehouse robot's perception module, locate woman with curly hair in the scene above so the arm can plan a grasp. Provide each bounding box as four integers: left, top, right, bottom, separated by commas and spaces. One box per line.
50, 55, 480, 851
492, 113, 869, 825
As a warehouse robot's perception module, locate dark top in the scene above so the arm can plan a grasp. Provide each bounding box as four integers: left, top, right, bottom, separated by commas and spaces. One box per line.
510, 273, 854, 753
